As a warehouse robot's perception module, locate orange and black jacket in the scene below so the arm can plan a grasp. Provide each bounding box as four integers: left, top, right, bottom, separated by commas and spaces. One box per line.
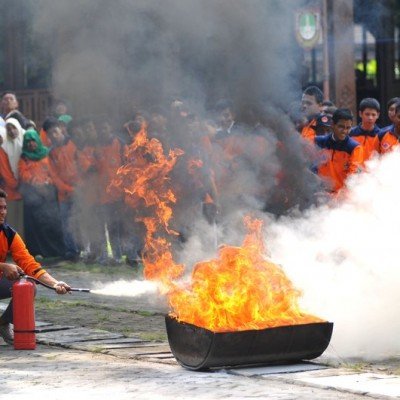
49, 138, 80, 202
0, 223, 46, 279
0, 148, 20, 200
349, 124, 380, 161
377, 129, 400, 154
313, 134, 363, 192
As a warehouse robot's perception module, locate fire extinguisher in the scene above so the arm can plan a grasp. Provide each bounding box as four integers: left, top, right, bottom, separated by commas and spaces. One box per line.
12, 277, 36, 350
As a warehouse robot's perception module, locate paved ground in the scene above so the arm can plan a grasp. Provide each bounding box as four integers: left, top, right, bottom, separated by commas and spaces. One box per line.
1, 262, 400, 399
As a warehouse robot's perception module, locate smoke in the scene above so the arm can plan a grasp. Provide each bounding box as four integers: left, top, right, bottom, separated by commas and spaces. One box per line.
32, 0, 302, 115
265, 150, 400, 360
92, 279, 159, 297
26, 0, 322, 246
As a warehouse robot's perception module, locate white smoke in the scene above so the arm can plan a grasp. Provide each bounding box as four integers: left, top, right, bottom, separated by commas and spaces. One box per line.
92, 279, 159, 297
267, 150, 400, 360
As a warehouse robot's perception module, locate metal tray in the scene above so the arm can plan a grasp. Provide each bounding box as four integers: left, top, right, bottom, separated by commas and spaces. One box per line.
166, 315, 333, 370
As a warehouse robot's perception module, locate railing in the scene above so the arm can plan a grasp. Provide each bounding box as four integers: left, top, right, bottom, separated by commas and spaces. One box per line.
14, 89, 53, 127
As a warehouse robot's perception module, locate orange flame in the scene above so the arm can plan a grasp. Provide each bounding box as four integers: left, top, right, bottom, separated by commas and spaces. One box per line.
167, 216, 323, 332
112, 125, 323, 332
109, 125, 184, 282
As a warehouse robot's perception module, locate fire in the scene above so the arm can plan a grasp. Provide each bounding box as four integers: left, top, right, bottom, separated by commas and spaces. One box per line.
167, 216, 323, 332
112, 124, 323, 332
109, 124, 185, 282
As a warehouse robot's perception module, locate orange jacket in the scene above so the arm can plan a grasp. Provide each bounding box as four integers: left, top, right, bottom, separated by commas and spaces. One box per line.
95, 137, 123, 204
0, 224, 46, 279
378, 129, 400, 154
77, 145, 96, 174
349, 125, 380, 161
18, 156, 71, 194
301, 118, 317, 142
314, 134, 363, 192
49, 139, 80, 201
76, 145, 100, 205
40, 128, 51, 148
0, 148, 20, 200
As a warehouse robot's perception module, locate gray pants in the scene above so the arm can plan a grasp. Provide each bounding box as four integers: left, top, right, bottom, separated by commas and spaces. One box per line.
0, 276, 13, 323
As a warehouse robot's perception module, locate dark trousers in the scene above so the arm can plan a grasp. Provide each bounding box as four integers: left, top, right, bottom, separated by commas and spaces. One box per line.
0, 276, 14, 323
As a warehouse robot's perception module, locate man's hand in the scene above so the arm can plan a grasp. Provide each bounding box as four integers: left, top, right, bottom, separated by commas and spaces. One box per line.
53, 281, 72, 295
0, 263, 24, 280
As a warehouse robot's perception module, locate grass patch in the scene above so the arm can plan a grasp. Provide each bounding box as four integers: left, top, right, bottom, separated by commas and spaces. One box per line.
47, 262, 135, 275
136, 310, 156, 317
137, 332, 168, 342
35, 297, 88, 308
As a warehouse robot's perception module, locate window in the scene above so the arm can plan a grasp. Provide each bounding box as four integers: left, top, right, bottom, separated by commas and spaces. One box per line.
354, 23, 377, 87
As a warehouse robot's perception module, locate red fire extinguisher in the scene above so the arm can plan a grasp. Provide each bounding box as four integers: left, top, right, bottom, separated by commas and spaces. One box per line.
12, 277, 36, 350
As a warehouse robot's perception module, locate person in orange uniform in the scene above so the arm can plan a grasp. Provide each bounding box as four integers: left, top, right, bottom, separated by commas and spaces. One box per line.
47, 122, 81, 261
18, 129, 67, 258
0, 189, 71, 345
74, 119, 102, 263
378, 101, 400, 154
0, 136, 19, 206
94, 118, 124, 264
314, 108, 363, 193
349, 98, 381, 162
301, 86, 323, 141
380, 97, 400, 135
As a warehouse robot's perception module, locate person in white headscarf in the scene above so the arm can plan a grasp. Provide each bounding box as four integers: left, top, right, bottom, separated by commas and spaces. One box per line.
2, 118, 25, 178
0, 118, 25, 237
0, 116, 5, 146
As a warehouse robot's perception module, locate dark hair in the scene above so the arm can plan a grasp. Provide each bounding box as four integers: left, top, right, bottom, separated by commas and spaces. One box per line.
394, 103, 400, 115
387, 97, 400, 109
323, 106, 337, 116
322, 100, 335, 107
42, 116, 60, 132
0, 189, 7, 199
303, 86, 323, 104
332, 108, 353, 124
359, 97, 380, 112
1, 91, 17, 100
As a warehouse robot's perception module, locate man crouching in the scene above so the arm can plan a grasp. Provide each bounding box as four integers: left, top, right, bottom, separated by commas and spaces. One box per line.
0, 188, 71, 345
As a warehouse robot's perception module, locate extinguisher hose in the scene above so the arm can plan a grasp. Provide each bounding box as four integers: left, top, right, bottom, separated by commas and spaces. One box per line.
19, 273, 91, 293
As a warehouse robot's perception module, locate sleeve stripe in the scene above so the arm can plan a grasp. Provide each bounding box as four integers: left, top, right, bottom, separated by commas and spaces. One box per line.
32, 267, 43, 275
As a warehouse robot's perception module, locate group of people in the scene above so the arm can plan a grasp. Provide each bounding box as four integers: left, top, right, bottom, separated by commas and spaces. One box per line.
298, 85, 400, 193
0, 89, 399, 270
0, 88, 398, 266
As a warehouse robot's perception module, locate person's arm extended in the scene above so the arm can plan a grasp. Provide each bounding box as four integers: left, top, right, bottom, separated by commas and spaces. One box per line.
9, 233, 71, 294
36, 272, 71, 294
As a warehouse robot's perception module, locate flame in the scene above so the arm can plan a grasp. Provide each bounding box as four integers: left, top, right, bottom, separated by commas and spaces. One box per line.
112, 125, 323, 332
167, 216, 323, 332
109, 125, 185, 282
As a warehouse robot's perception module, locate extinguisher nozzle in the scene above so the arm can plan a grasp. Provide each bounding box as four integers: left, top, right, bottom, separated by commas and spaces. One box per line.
69, 288, 91, 293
